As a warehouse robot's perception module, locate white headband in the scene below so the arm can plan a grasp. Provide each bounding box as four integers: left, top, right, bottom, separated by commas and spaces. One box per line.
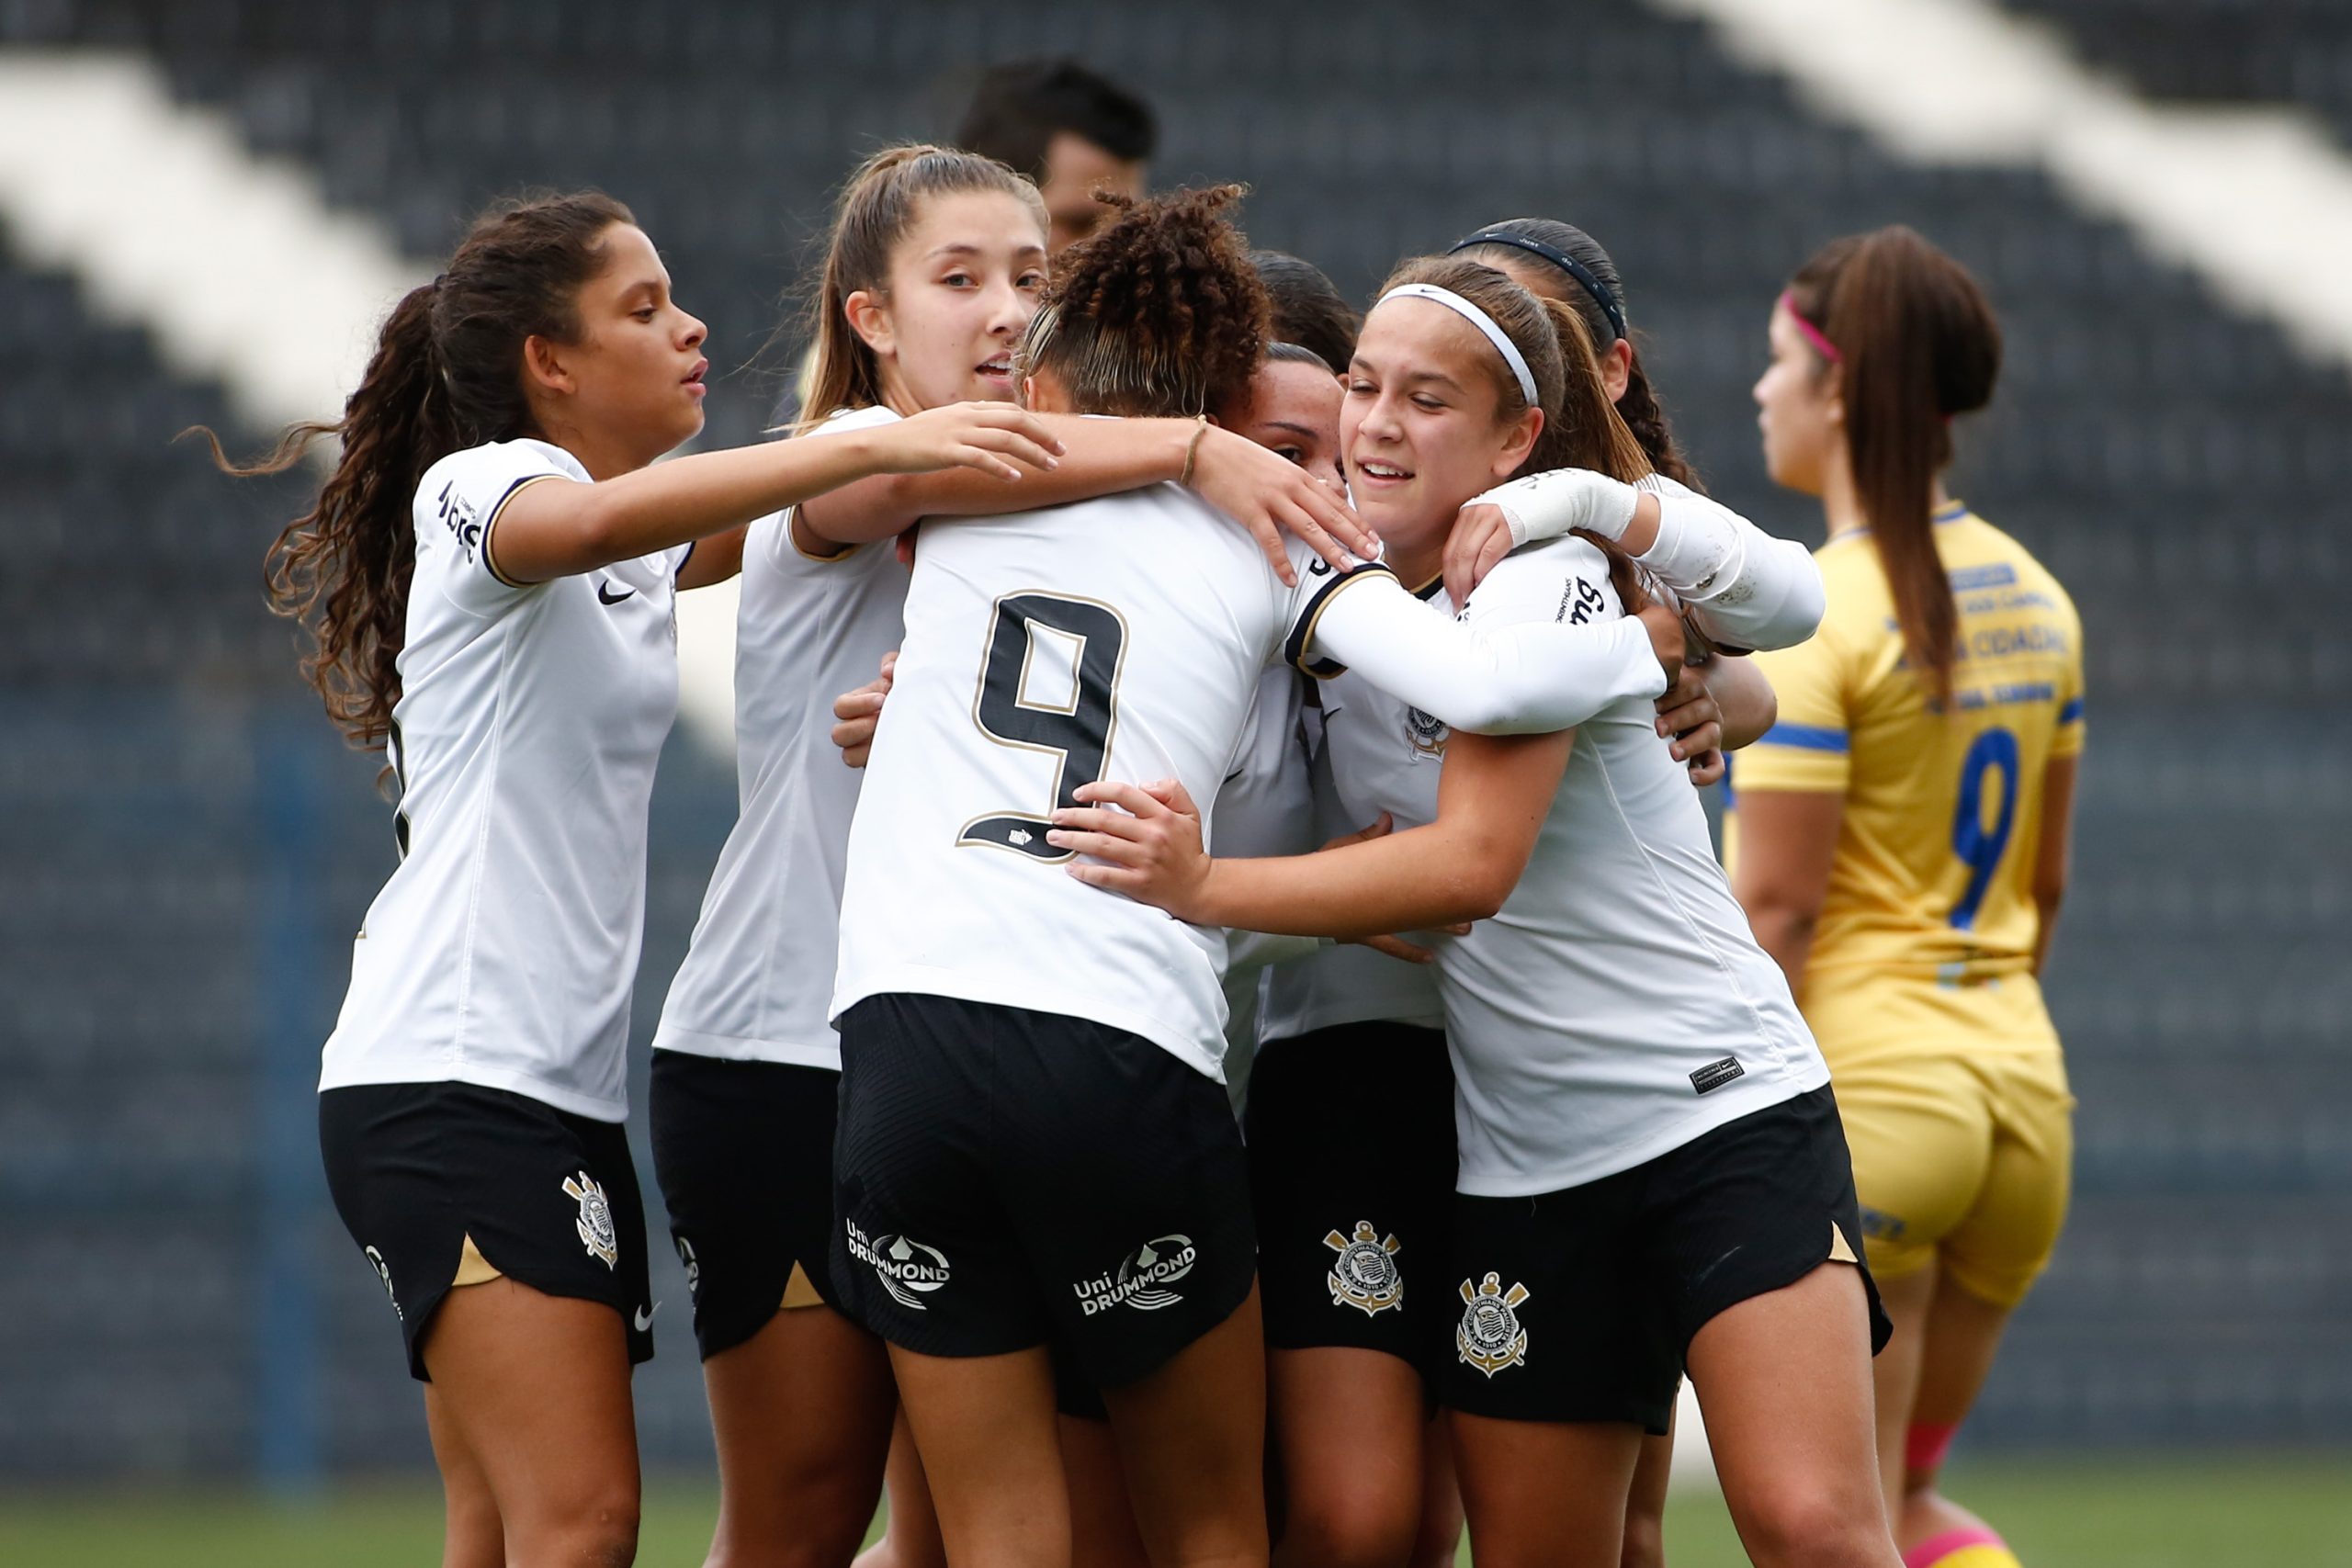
1377, 284, 1540, 409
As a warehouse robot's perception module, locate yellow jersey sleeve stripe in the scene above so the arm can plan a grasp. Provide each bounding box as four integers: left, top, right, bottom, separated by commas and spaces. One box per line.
2057, 696, 2084, 726
1758, 721, 1849, 753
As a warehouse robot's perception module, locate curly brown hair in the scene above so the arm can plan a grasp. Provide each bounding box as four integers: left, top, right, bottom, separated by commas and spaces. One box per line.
197, 191, 634, 753
1016, 185, 1268, 419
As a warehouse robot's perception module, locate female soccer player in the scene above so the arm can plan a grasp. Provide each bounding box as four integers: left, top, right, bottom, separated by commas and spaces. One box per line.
650, 143, 1375, 1568
828, 188, 1720, 1568
1734, 227, 2083, 1568
219, 190, 1059, 1567
1447, 212, 1816, 1568
1053, 255, 1900, 1568
1246, 253, 1805, 1568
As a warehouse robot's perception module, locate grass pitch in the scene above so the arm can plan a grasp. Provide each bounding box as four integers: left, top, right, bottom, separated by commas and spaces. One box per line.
2, 1454, 2347, 1566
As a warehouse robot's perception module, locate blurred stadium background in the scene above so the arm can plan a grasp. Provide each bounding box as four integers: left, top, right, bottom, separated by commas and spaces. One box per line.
1, 0, 2346, 1562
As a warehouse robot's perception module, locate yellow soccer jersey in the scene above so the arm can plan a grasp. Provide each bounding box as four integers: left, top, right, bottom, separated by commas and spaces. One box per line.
1729, 504, 2085, 1014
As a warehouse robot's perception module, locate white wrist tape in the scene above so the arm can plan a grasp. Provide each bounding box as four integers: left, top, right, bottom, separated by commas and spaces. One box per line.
1471, 468, 1642, 550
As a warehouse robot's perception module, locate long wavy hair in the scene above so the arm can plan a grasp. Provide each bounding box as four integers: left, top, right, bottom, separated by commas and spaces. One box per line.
197, 191, 635, 750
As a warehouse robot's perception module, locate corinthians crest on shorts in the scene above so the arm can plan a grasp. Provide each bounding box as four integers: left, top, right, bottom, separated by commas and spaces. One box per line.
1456, 1271, 1531, 1376
563, 1170, 619, 1269
1325, 1221, 1404, 1316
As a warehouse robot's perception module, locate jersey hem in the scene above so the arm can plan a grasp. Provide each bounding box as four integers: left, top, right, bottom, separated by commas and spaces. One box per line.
649, 1024, 842, 1072
1260, 1002, 1449, 1043
1452, 1059, 1828, 1198
834, 967, 1226, 1083
314, 1063, 628, 1124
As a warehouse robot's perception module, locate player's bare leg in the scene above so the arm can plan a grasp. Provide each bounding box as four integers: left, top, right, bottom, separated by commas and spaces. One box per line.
424, 1382, 503, 1568
1868, 1263, 1938, 1515
1896, 1272, 2019, 1561
1102, 1284, 1270, 1568
1686, 1263, 1898, 1568
1451, 1412, 1643, 1568
1620, 1424, 1675, 1568
1269, 1346, 1427, 1568
1408, 1412, 1464, 1568
854, 1416, 946, 1568
1061, 1415, 1152, 1568
889, 1342, 1069, 1568
701, 1303, 896, 1568
421, 1277, 640, 1567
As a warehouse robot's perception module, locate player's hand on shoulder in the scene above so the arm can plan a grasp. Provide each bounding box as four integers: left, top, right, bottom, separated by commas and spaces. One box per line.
1050, 778, 1211, 919
1442, 502, 1516, 608
829, 651, 896, 768
872, 401, 1066, 480
1186, 425, 1377, 587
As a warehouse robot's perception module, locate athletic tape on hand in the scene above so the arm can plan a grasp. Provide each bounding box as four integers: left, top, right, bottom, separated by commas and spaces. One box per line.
1469, 468, 1643, 550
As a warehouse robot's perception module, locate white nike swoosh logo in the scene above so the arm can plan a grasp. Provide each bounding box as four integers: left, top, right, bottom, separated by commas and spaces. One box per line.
633, 1303, 658, 1331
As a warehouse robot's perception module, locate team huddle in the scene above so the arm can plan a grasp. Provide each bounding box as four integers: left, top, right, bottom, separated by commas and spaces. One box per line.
230, 61, 2086, 1568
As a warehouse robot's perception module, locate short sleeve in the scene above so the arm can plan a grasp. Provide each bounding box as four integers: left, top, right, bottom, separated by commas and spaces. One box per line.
1280, 536, 1396, 676
2050, 589, 2086, 759
417, 440, 585, 616
1737, 623, 1855, 792
767, 403, 905, 570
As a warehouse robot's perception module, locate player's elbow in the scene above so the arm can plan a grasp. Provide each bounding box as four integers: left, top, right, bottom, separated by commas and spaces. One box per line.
1447, 834, 1528, 923
1743, 893, 1819, 953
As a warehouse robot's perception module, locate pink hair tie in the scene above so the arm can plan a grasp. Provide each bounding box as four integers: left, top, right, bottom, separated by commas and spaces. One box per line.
1780, 289, 1842, 363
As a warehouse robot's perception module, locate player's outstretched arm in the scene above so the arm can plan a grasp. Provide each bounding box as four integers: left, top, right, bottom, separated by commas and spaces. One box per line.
1304, 571, 1682, 737
1051, 728, 1569, 942
488, 402, 1063, 584
797, 419, 1373, 584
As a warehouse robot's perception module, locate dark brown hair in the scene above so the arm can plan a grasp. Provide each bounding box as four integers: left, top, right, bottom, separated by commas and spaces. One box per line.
956, 58, 1159, 178
1786, 225, 2001, 703
1376, 255, 1651, 606
797, 143, 1048, 434
1017, 186, 1268, 419
1250, 249, 1358, 378
1453, 218, 1702, 491
198, 191, 636, 751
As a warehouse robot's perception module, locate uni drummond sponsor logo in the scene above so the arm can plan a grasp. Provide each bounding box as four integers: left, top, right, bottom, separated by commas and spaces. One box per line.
844, 1220, 951, 1310
1074, 1235, 1197, 1315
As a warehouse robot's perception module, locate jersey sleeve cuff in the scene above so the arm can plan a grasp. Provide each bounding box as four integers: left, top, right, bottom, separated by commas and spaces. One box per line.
479, 472, 568, 589
1286, 561, 1398, 677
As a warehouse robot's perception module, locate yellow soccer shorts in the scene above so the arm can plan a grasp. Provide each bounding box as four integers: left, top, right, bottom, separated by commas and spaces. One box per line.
1818, 1025, 2075, 1309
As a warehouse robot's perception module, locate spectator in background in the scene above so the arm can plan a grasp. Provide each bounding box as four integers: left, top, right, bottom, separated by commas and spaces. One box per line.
957, 58, 1158, 254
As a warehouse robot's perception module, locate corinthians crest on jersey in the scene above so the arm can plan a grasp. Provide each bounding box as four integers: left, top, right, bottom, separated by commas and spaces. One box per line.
1325, 1221, 1404, 1316
563, 1170, 619, 1269
1456, 1271, 1531, 1376
1404, 704, 1450, 760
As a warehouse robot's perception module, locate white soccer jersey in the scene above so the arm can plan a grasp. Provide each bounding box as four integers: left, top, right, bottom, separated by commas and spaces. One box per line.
1433, 536, 1828, 1197
654, 404, 909, 1070
1209, 666, 1320, 1100
320, 438, 691, 1121
832, 484, 1378, 1077
1257, 581, 1453, 1043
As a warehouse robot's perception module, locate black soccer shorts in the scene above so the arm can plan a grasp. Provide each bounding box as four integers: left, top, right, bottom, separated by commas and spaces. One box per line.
1440, 1085, 1890, 1432
649, 1051, 846, 1360
1246, 1021, 1459, 1382
320, 1081, 656, 1380
831, 993, 1257, 1390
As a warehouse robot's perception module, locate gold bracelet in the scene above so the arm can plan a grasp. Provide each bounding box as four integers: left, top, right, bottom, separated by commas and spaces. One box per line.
1177, 413, 1209, 488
